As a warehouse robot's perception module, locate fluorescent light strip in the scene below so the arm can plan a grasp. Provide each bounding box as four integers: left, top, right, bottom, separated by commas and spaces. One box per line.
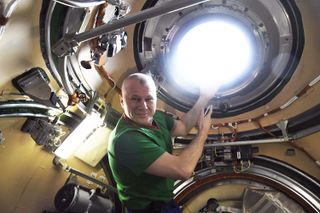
54, 112, 102, 159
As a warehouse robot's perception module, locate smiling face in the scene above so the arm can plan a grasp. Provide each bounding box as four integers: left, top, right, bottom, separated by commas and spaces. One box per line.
120, 73, 157, 126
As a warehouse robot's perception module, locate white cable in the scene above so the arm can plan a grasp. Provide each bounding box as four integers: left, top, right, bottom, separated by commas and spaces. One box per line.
280, 96, 298, 109
280, 74, 320, 110
309, 74, 320, 86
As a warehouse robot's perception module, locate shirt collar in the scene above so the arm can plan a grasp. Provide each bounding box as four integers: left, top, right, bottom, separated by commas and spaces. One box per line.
123, 114, 159, 129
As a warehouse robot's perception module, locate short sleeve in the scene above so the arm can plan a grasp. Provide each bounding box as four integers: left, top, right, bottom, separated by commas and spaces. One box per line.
114, 131, 165, 176
155, 111, 175, 132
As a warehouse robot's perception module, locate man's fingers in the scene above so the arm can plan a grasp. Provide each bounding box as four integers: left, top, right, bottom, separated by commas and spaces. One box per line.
204, 105, 213, 116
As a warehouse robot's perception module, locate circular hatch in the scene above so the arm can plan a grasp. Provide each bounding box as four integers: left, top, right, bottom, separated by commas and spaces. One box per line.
134, 0, 304, 118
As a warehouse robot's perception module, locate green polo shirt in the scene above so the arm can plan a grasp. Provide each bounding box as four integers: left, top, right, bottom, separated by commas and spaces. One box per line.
108, 111, 175, 209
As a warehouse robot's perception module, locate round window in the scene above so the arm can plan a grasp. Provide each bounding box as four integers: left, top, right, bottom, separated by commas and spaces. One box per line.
134, 0, 304, 117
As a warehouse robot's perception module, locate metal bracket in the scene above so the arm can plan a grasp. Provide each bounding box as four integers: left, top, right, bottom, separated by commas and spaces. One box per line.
52, 33, 79, 57
0, 130, 4, 145
276, 120, 289, 141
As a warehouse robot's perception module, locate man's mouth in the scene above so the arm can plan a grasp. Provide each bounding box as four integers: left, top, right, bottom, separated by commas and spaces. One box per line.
136, 113, 148, 117
135, 110, 149, 116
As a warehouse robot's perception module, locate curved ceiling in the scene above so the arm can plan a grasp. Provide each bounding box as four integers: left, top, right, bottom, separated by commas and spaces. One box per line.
0, 1, 320, 212
38, 0, 320, 137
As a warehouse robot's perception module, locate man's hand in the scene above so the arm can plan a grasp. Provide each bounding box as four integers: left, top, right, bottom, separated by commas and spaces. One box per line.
197, 105, 213, 136
199, 82, 220, 101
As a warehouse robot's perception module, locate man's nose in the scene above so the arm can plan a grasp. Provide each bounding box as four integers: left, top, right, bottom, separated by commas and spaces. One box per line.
138, 100, 148, 108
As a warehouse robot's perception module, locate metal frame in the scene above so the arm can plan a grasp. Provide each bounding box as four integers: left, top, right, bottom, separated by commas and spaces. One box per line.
174, 156, 320, 212
52, 0, 212, 57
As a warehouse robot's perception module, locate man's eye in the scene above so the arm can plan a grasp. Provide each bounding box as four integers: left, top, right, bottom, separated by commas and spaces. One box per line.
131, 97, 140, 102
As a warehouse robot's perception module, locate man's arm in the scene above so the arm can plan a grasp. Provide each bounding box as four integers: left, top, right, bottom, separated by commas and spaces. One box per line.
171, 85, 219, 136
145, 105, 213, 180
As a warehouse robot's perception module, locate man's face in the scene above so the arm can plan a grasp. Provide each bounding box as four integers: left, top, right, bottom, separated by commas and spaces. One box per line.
121, 78, 157, 126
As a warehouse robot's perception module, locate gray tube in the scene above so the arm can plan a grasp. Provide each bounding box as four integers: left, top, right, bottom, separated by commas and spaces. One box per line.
53, 0, 105, 8
66, 166, 118, 194
174, 138, 288, 149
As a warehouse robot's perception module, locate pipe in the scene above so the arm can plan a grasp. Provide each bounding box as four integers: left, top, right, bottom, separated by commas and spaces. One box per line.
53, 157, 118, 194
44, 1, 64, 88
174, 138, 289, 149
65, 166, 118, 194
0, 101, 62, 118
0, 113, 53, 118
0, 102, 59, 110
53, 0, 105, 8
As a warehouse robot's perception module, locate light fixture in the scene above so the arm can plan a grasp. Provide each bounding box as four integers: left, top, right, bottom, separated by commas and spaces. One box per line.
54, 112, 103, 159
169, 18, 255, 91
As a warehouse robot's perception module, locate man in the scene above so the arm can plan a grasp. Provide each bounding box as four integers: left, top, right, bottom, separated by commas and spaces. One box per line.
108, 73, 217, 212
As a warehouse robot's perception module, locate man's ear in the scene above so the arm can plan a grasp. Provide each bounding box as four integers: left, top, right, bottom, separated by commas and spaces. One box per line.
120, 94, 124, 108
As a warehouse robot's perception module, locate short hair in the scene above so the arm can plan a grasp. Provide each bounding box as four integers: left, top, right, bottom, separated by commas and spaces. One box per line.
121, 73, 156, 93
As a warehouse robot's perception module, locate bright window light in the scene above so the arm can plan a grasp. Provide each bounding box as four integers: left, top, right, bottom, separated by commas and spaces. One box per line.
54, 112, 103, 159
170, 19, 255, 90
